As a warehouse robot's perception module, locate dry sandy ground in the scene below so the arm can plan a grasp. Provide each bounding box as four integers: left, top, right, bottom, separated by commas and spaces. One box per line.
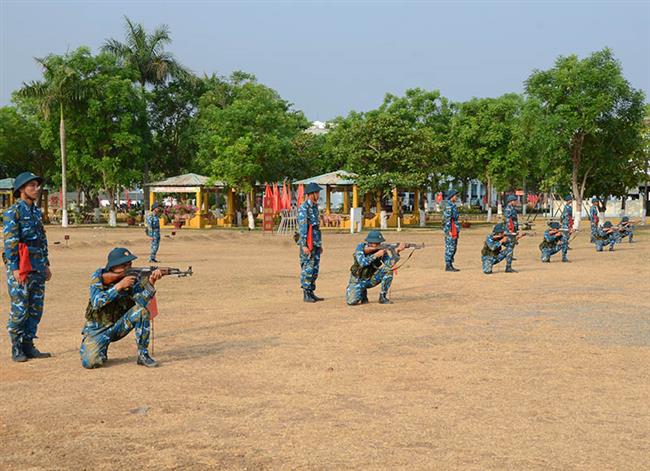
1, 223, 649, 470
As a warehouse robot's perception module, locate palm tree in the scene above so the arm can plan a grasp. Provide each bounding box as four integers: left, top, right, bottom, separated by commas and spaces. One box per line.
19, 53, 91, 227
102, 16, 188, 208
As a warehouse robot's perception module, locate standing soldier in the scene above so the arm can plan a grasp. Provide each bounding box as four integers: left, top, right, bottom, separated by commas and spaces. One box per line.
297, 182, 323, 302
345, 230, 406, 305
481, 223, 516, 274
442, 189, 460, 272
588, 197, 601, 243
539, 222, 564, 262
3, 172, 52, 362
560, 194, 574, 262
146, 202, 162, 263
503, 194, 520, 256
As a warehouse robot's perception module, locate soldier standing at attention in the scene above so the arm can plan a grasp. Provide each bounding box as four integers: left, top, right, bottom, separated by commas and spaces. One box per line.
481, 223, 516, 274
3, 172, 52, 362
503, 194, 520, 256
588, 197, 600, 243
442, 189, 461, 272
297, 182, 323, 302
539, 222, 564, 262
79, 248, 161, 368
560, 194, 574, 262
146, 202, 162, 263
345, 230, 406, 305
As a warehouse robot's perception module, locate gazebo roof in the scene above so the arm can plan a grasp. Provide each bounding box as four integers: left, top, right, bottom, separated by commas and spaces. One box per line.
294, 170, 357, 186
148, 173, 226, 187
0, 178, 14, 191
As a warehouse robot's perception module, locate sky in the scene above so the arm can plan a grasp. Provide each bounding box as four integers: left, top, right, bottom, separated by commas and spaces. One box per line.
1, 0, 649, 121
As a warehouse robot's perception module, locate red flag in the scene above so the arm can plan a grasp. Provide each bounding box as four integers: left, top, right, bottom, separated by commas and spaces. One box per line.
148, 296, 159, 319
264, 184, 272, 206
272, 184, 280, 213
282, 182, 291, 210
297, 183, 305, 206
450, 220, 458, 240
435, 192, 443, 203
125, 189, 131, 209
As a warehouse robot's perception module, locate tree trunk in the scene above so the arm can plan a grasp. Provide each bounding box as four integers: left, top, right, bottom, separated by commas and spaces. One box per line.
59, 103, 69, 227
246, 188, 255, 230
522, 179, 527, 216
486, 175, 493, 222
571, 133, 585, 230
108, 188, 117, 227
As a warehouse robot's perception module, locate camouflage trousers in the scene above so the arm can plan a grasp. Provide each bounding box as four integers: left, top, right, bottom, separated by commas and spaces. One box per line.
595, 236, 617, 251
620, 229, 633, 243
481, 247, 513, 274
444, 235, 458, 264
590, 224, 598, 243
540, 245, 562, 262
149, 233, 160, 260
299, 247, 321, 290
346, 265, 395, 305
6, 269, 46, 341
561, 232, 570, 259
79, 305, 151, 369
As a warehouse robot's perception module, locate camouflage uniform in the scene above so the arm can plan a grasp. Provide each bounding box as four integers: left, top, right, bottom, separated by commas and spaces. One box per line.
594, 227, 617, 251
539, 229, 563, 262
442, 199, 460, 265
588, 204, 600, 243
146, 212, 161, 261
481, 234, 513, 274
297, 198, 322, 291
79, 268, 155, 368
560, 202, 573, 261
346, 242, 399, 305
619, 218, 634, 243
503, 202, 519, 253
3, 200, 49, 343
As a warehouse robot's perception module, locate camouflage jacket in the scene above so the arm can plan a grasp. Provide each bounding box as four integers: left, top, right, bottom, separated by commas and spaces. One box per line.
2, 200, 49, 272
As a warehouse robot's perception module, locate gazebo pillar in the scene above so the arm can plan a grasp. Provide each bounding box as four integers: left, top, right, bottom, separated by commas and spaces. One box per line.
352, 185, 359, 208
204, 190, 210, 213
227, 188, 236, 218
196, 189, 202, 215
149, 192, 155, 209
343, 188, 350, 213
325, 185, 331, 214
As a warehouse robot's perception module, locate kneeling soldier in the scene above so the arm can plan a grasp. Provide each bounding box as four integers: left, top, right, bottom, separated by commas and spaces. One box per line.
619, 216, 635, 243
594, 221, 618, 252
539, 222, 563, 262
346, 230, 405, 305
481, 223, 515, 274
80, 248, 161, 369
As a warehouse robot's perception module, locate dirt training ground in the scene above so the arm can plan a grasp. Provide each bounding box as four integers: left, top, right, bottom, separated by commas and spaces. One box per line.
1, 224, 649, 470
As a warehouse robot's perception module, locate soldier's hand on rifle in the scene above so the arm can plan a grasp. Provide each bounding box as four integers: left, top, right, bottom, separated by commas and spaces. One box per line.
374, 249, 386, 258
302, 246, 311, 255
115, 275, 137, 291
149, 268, 163, 285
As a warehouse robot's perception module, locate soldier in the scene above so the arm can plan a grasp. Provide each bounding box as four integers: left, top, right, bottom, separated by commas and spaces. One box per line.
588, 197, 601, 243
442, 189, 460, 272
3, 172, 52, 362
618, 216, 635, 243
345, 230, 406, 305
503, 194, 520, 257
297, 182, 323, 302
146, 202, 162, 262
79, 247, 161, 369
560, 194, 574, 262
481, 223, 516, 274
594, 221, 618, 252
539, 221, 564, 262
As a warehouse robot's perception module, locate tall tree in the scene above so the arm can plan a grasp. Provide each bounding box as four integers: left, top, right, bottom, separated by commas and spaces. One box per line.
525, 48, 646, 228
17, 47, 95, 227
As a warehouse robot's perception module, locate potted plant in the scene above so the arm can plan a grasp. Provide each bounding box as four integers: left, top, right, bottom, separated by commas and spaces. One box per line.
126, 208, 138, 226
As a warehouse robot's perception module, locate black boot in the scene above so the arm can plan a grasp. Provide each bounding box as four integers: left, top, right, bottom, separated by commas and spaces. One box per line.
361, 292, 369, 304
137, 351, 158, 367
379, 294, 392, 304
22, 340, 51, 359
505, 267, 517, 273
311, 291, 324, 302
303, 289, 317, 303
445, 264, 460, 272
10, 335, 27, 362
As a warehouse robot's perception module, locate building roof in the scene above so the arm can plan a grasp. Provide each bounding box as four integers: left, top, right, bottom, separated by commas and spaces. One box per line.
148, 173, 226, 187
294, 170, 357, 186
0, 178, 14, 190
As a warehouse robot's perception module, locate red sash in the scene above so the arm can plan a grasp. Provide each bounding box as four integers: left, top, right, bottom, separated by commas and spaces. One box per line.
147, 296, 159, 319
18, 242, 32, 283
450, 220, 458, 240
306, 224, 314, 251
508, 218, 515, 233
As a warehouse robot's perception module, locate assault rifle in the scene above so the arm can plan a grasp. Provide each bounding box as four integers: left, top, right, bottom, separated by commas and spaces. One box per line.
373, 242, 424, 256
102, 266, 193, 285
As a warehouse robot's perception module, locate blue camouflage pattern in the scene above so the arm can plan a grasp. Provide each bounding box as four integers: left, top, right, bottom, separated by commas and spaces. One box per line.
481, 234, 513, 273
79, 268, 155, 368
3, 200, 49, 341
619, 222, 634, 243
146, 212, 161, 260
594, 227, 618, 251
588, 205, 599, 242
503, 204, 519, 251
560, 203, 573, 260
297, 199, 322, 290
540, 229, 563, 262
346, 242, 399, 305
442, 199, 460, 264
